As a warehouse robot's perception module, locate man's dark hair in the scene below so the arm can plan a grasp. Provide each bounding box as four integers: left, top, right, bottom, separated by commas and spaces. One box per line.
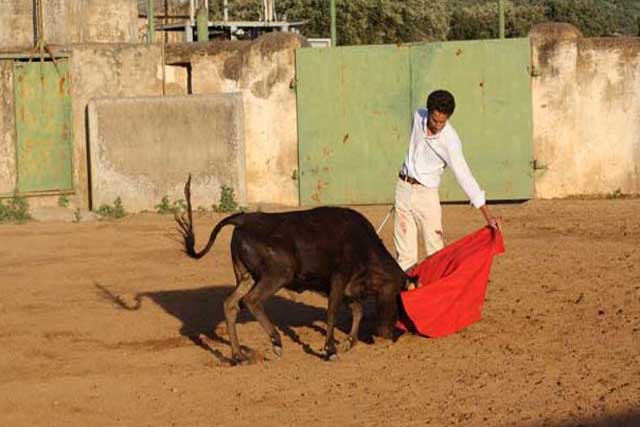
426, 90, 456, 116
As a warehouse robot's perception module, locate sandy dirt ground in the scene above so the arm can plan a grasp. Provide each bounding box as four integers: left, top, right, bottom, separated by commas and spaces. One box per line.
1, 199, 639, 427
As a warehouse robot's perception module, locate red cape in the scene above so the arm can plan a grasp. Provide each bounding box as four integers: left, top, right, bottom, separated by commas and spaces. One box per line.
397, 226, 505, 338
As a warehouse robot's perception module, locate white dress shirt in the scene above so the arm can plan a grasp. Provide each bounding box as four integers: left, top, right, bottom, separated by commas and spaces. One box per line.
400, 108, 486, 208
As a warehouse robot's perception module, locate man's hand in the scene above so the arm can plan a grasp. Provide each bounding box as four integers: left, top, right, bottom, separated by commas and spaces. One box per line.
479, 205, 499, 230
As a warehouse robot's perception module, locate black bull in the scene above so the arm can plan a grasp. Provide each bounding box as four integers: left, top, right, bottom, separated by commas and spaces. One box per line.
176, 177, 414, 363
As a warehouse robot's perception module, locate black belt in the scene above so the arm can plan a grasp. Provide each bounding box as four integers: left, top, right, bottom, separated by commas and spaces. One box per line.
398, 173, 421, 185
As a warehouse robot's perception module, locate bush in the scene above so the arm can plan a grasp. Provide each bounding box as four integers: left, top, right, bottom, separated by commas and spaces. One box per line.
57, 195, 70, 208
213, 185, 239, 213
0, 196, 31, 224
155, 196, 187, 215
96, 197, 127, 220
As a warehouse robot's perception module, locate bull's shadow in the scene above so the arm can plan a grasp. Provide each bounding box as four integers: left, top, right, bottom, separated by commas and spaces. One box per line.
96, 283, 379, 364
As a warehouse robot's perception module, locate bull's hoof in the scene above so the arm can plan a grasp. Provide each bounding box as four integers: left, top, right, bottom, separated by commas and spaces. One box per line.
341, 337, 355, 352
326, 352, 338, 362
230, 352, 249, 366
272, 344, 283, 358
322, 348, 338, 361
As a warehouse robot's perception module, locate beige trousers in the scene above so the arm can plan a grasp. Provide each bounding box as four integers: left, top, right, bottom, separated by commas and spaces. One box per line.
393, 179, 444, 271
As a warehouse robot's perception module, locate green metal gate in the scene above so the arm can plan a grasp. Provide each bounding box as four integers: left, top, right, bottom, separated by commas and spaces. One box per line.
296, 38, 533, 205
13, 59, 73, 194
296, 45, 411, 205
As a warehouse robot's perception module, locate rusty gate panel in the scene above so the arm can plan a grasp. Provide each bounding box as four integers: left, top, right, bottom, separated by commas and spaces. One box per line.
13, 59, 73, 193
410, 38, 534, 201
295, 45, 412, 205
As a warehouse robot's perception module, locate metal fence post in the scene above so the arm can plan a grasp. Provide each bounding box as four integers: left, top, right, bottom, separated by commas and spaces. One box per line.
147, 0, 155, 44
330, 0, 336, 46
498, 0, 505, 39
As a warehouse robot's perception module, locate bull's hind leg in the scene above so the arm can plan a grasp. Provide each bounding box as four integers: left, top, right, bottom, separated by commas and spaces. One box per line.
324, 284, 346, 361
242, 275, 286, 359
342, 277, 365, 353
342, 300, 363, 352
224, 262, 254, 364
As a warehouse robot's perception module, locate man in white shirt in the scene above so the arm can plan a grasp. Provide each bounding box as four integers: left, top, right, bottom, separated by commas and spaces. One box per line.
394, 89, 498, 272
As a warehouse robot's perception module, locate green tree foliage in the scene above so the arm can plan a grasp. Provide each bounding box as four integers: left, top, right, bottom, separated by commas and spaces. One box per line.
449, 0, 546, 40
211, 0, 449, 45
542, 0, 619, 36
209, 0, 640, 43
371, 0, 450, 44
450, 0, 640, 39
605, 0, 640, 35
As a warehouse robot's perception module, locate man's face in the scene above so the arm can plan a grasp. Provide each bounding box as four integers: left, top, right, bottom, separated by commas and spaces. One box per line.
426, 110, 448, 135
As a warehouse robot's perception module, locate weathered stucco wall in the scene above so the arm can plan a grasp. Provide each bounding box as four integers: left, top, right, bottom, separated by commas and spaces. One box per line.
88, 94, 245, 212
531, 24, 640, 197
70, 44, 165, 208
0, 61, 16, 195
0, 0, 137, 50
189, 32, 305, 206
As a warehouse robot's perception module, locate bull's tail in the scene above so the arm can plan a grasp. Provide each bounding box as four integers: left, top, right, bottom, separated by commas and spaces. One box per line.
175, 175, 243, 259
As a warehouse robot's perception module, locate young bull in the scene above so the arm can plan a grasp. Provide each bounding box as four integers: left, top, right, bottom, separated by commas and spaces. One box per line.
176, 176, 415, 364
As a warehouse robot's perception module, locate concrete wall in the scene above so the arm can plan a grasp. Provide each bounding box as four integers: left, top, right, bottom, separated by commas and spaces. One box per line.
88, 94, 245, 212
190, 32, 305, 206
0, 44, 170, 207
0, 0, 138, 50
531, 24, 640, 197
70, 44, 165, 208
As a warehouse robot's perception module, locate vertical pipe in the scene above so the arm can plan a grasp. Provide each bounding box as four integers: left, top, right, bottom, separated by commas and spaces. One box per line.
223, 0, 229, 22
196, 4, 209, 41
330, 0, 336, 46
498, 0, 505, 39
266, 0, 274, 22
147, 0, 155, 44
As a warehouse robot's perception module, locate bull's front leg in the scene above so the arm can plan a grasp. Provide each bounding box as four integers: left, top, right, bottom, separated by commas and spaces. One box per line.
376, 289, 399, 340
323, 289, 343, 361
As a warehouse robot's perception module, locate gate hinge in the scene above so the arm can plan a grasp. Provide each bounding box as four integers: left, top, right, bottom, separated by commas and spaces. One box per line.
531, 159, 547, 170
528, 65, 542, 77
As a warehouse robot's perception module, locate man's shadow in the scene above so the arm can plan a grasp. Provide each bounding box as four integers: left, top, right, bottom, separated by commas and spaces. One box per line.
95, 283, 379, 364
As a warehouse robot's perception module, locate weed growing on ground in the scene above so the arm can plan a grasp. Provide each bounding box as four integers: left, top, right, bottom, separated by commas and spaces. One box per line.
607, 188, 624, 199
58, 195, 70, 208
73, 208, 81, 223
213, 185, 238, 213
155, 196, 186, 215
97, 197, 126, 220
0, 196, 31, 224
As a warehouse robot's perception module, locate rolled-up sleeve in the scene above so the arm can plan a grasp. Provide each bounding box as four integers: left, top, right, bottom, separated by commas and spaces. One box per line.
446, 132, 486, 208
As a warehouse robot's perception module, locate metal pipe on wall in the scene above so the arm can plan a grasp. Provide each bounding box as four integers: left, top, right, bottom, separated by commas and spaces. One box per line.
196, 3, 209, 41
498, 0, 505, 39
33, 0, 45, 47
330, 0, 336, 46
147, 0, 155, 43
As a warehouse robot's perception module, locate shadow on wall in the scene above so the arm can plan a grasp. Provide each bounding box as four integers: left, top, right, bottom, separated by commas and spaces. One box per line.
95, 283, 379, 364
521, 411, 640, 427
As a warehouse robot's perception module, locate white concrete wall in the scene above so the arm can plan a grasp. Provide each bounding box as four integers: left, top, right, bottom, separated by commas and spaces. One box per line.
531, 24, 640, 197
70, 44, 165, 208
88, 94, 246, 212
190, 32, 304, 206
